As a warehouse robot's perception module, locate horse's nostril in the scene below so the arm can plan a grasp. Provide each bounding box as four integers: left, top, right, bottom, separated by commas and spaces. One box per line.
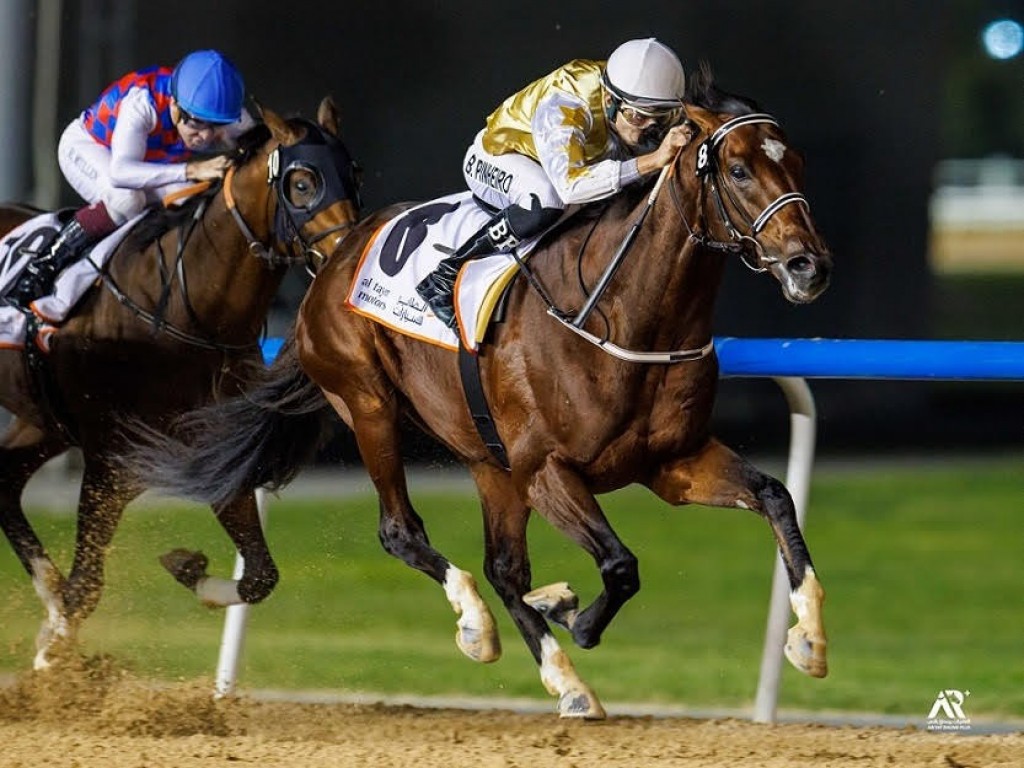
786, 254, 815, 275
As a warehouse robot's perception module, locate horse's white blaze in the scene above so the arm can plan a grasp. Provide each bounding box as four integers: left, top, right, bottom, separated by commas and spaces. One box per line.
30, 557, 69, 670
762, 138, 787, 163
196, 577, 242, 607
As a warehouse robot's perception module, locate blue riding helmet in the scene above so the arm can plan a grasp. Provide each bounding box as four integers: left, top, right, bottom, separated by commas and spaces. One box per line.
171, 49, 245, 124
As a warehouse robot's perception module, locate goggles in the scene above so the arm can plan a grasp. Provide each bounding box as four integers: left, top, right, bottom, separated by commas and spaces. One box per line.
177, 108, 217, 132
618, 103, 683, 130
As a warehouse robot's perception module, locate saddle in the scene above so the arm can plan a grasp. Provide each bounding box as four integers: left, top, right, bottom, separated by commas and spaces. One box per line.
345, 191, 549, 352
0, 210, 142, 350
0, 185, 215, 352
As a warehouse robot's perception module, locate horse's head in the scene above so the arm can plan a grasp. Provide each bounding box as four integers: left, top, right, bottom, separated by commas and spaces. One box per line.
231, 97, 362, 272
679, 68, 831, 304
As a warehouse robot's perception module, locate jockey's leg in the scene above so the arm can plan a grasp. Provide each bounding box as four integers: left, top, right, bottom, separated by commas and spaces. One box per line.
415, 196, 561, 327
14, 120, 143, 306
13, 202, 118, 305
416, 132, 564, 327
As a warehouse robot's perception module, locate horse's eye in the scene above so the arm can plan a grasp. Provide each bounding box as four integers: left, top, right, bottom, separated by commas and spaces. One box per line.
729, 164, 749, 181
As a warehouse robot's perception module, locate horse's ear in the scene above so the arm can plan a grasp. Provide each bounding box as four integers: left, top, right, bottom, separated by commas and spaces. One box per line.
682, 105, 715, 138
262, 107, 291, 142
317, 96, 342, 138
247, 95, 266, 122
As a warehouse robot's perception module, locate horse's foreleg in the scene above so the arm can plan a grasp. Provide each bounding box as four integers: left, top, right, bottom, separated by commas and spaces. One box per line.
648, 438, 828, 678
0, 423, 70, 669
526, 456, 639, 651
328, 390, 500, 664
167, 492, 279, 607
473, 463, 604, 719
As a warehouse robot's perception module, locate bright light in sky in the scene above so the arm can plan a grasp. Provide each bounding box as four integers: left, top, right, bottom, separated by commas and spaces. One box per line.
982, 19, 1024, 59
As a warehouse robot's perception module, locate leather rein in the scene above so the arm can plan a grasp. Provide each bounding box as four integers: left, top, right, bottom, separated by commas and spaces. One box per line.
102, 140, 353, 353
545, 112, 809, 364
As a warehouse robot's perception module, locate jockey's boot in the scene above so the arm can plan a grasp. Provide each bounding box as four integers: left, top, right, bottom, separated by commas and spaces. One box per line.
12, 219, 95, 307
415, 208, 522, 328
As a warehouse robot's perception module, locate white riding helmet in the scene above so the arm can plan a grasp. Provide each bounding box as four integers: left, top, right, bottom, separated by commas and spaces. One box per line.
602, 38, 685, 109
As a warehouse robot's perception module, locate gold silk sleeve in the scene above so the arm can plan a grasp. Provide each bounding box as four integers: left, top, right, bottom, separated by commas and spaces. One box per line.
481, 59, 610, 163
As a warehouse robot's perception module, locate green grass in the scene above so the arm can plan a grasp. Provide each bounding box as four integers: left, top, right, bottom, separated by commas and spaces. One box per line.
2, 458, 1022, 721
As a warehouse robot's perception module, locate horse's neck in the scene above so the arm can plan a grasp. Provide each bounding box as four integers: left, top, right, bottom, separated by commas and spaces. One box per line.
108, 173, 283, 342
567, 185, 724, 347
188, 180, 284, 335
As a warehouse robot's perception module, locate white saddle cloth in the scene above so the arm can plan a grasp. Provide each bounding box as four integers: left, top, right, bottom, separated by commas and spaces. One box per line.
345, 192, 543, 352
0, 211, 142, 350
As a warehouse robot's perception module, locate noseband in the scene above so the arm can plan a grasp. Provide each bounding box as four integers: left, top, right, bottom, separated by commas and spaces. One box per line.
688, 112, 809, 272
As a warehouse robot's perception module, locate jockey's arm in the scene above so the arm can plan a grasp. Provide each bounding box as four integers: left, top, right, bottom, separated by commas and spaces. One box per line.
107, 87, 189, 190
531, 90, 638, 206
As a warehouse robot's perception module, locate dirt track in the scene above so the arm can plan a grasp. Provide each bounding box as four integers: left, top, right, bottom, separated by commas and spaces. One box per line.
1, 659, 1021, 768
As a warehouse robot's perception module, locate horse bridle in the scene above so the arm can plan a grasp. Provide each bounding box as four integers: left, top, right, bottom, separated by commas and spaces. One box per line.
105, 123, 361, 353
685, 112, 810, 272
226, 119, 360, 272
545, 111, 809, 364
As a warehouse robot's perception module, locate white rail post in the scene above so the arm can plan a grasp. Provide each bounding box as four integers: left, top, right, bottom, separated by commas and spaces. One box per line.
752, 376, 817, 723
213, 488, 268, 698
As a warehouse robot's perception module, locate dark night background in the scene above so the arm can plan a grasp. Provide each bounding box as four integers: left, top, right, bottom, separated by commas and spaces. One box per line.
13, 1, 1024, 457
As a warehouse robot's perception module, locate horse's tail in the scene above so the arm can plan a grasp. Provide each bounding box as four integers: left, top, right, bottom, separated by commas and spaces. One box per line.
119, 336, 334, 507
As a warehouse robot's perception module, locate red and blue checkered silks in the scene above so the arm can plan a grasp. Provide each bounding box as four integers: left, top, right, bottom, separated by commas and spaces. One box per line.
81, 66, 193, 163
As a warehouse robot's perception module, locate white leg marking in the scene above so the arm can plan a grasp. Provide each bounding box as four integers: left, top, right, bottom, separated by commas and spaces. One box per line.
785, 566, 828, 678
538, 634, 606, 719
30, 558, 70, 670
443, 565, 500, 662
195, 577, 242, 607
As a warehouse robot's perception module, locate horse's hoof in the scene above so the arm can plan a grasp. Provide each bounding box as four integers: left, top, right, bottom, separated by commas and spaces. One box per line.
159, 549, 209, 591
456, 616, 502, 663
784, 625, 828, 678
557, 688, 606, 720
524, 582, 579, 630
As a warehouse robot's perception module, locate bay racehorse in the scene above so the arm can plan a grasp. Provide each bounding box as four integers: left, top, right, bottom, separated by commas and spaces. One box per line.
0, 97, 361, 669
123, 69, 831, 718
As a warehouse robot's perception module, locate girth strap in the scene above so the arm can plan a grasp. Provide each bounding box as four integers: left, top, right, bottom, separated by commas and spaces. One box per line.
458, 341, 511, 471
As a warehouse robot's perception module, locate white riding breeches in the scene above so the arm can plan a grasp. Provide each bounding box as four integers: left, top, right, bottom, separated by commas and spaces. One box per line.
57, 121, 192, 224
462, 130, 568, 213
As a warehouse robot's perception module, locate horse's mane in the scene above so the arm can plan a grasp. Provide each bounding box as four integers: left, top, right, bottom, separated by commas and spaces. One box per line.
685, 61, 761, 116
122, 122, 274, 251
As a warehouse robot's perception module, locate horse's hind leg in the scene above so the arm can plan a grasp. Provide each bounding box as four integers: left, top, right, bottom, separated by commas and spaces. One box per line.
160, 491, 279, 607
648, 438, 827, 678
472, 462, 604, 719
322, 390, 500, 663
0, 419, 70, 668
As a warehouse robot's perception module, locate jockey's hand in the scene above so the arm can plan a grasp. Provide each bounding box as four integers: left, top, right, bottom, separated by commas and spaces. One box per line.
185, 155, 232, 182
637, 125, 695, 175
